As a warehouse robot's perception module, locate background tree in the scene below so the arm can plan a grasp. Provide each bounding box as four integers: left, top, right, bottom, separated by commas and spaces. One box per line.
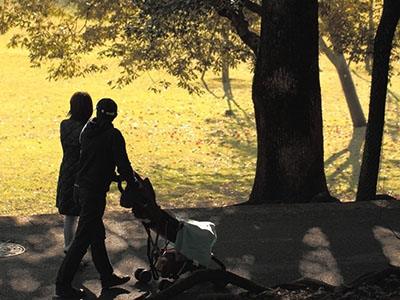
319, 0, 369, 128
365, 0, 376, 74
1, 0, 335, 203
1, 1, 254, 93
356, 0, 400, 201
199, 18, 256, 118
363, 0, 400, 76
319, 36, 366, 127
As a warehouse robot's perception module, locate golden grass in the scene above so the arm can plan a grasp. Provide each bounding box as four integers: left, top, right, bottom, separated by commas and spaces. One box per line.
321, 58, 400, 201
0, 31, 399, 216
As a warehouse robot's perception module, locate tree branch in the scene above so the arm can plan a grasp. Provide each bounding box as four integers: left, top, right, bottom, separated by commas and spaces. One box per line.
243, 0, 262, 16
215, 6, 259, 55
319, 36, 338, 63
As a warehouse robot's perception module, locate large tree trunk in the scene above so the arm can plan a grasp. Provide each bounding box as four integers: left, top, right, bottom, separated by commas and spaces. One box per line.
356, 0, 400, 201
248, 0, 334, 204
319, 37, 367, 128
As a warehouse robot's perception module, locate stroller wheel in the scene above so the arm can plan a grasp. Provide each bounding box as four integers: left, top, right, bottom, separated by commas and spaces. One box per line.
135, 268, 152, 283
159, 279, 174, 291
134, 268, 144, 281
139, 270, 152, 284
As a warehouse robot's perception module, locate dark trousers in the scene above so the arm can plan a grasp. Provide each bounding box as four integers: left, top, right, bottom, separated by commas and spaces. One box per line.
56, 188, 113, 288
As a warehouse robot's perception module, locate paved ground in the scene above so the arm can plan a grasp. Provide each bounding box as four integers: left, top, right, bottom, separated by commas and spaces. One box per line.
0, 200, 399, 300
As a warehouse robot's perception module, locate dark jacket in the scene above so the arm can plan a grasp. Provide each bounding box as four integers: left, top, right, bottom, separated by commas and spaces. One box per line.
75, 117, 137, 193
56, 118, 85, 216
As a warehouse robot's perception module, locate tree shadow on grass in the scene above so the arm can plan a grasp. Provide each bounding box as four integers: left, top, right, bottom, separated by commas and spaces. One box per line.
146, 113, 257, 208
325, 127, 365, 200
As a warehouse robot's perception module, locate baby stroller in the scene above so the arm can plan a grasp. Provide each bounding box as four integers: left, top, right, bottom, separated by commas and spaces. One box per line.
118, 175, 226, 290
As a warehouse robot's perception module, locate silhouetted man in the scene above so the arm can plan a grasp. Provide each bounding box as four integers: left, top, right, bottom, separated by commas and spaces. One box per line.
55, 98, 140, 299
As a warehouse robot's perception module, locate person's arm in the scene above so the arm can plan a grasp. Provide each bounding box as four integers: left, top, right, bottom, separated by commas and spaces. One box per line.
111, 129, 139, 188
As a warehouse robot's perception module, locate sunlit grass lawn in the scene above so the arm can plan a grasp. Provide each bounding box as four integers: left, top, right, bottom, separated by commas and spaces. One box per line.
0, 31, 399, 216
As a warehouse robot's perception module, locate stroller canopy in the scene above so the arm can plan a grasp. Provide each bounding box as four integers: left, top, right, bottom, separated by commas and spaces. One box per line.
172, 215, 217, 267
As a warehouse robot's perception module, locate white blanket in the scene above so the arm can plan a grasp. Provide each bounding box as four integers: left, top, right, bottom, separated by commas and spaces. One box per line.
172, 215, 217, 267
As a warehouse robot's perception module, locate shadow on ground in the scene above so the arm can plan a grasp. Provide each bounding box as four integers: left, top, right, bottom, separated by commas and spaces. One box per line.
0, 200, 399, 300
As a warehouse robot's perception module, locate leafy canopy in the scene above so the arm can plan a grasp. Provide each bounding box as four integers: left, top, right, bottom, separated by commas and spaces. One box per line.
3, 0, 396, 91
319, 0, 399, 73
1, 0, 254, 93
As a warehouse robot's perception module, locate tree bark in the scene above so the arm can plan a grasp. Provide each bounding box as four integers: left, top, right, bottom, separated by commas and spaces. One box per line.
215, 2, 259, 54
319, 37, 366, 128
356, 0, 400, 201
248, 0, 334, 204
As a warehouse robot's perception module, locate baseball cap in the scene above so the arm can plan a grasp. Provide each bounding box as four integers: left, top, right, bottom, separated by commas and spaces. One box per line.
96, 98, 118, 117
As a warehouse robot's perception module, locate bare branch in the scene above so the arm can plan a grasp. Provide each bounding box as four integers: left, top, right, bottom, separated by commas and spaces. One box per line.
243, 0, 262, 16
216, 6, 259, 54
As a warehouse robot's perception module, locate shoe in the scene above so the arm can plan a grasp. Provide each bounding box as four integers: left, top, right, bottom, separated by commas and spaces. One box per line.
55, 286, 85, 299
101, 273, 130, 289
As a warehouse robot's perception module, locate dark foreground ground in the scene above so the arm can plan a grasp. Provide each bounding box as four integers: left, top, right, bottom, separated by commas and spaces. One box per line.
237, 265, 400, 299
0, 200, 399, 300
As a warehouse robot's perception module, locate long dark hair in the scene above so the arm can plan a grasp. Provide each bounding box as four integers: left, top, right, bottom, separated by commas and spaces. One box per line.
68, 91, 93, 122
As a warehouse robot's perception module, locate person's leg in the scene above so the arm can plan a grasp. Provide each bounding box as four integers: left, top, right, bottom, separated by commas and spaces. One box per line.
91, 239, 113, 279
84, 195, 114, 279
82, 192, 130, 289
56, 187, 129, 293
55, 188, 93, 294
63, 215, 78, 253
91, 231, 130, 289
56, 232, 90, 289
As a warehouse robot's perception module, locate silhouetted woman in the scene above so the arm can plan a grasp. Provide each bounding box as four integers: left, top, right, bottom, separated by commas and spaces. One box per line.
56, 91, 93, 253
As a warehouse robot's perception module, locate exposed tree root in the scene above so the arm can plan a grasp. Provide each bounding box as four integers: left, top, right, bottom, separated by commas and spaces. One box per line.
135, 266, 400, 300
134, 269, 270, 300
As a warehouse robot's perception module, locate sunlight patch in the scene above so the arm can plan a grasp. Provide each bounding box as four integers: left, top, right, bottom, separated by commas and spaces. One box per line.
299, 227, 343, 286
373, 226, 400, 266
8, 268, 40, 292
226, 255, 255, 279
